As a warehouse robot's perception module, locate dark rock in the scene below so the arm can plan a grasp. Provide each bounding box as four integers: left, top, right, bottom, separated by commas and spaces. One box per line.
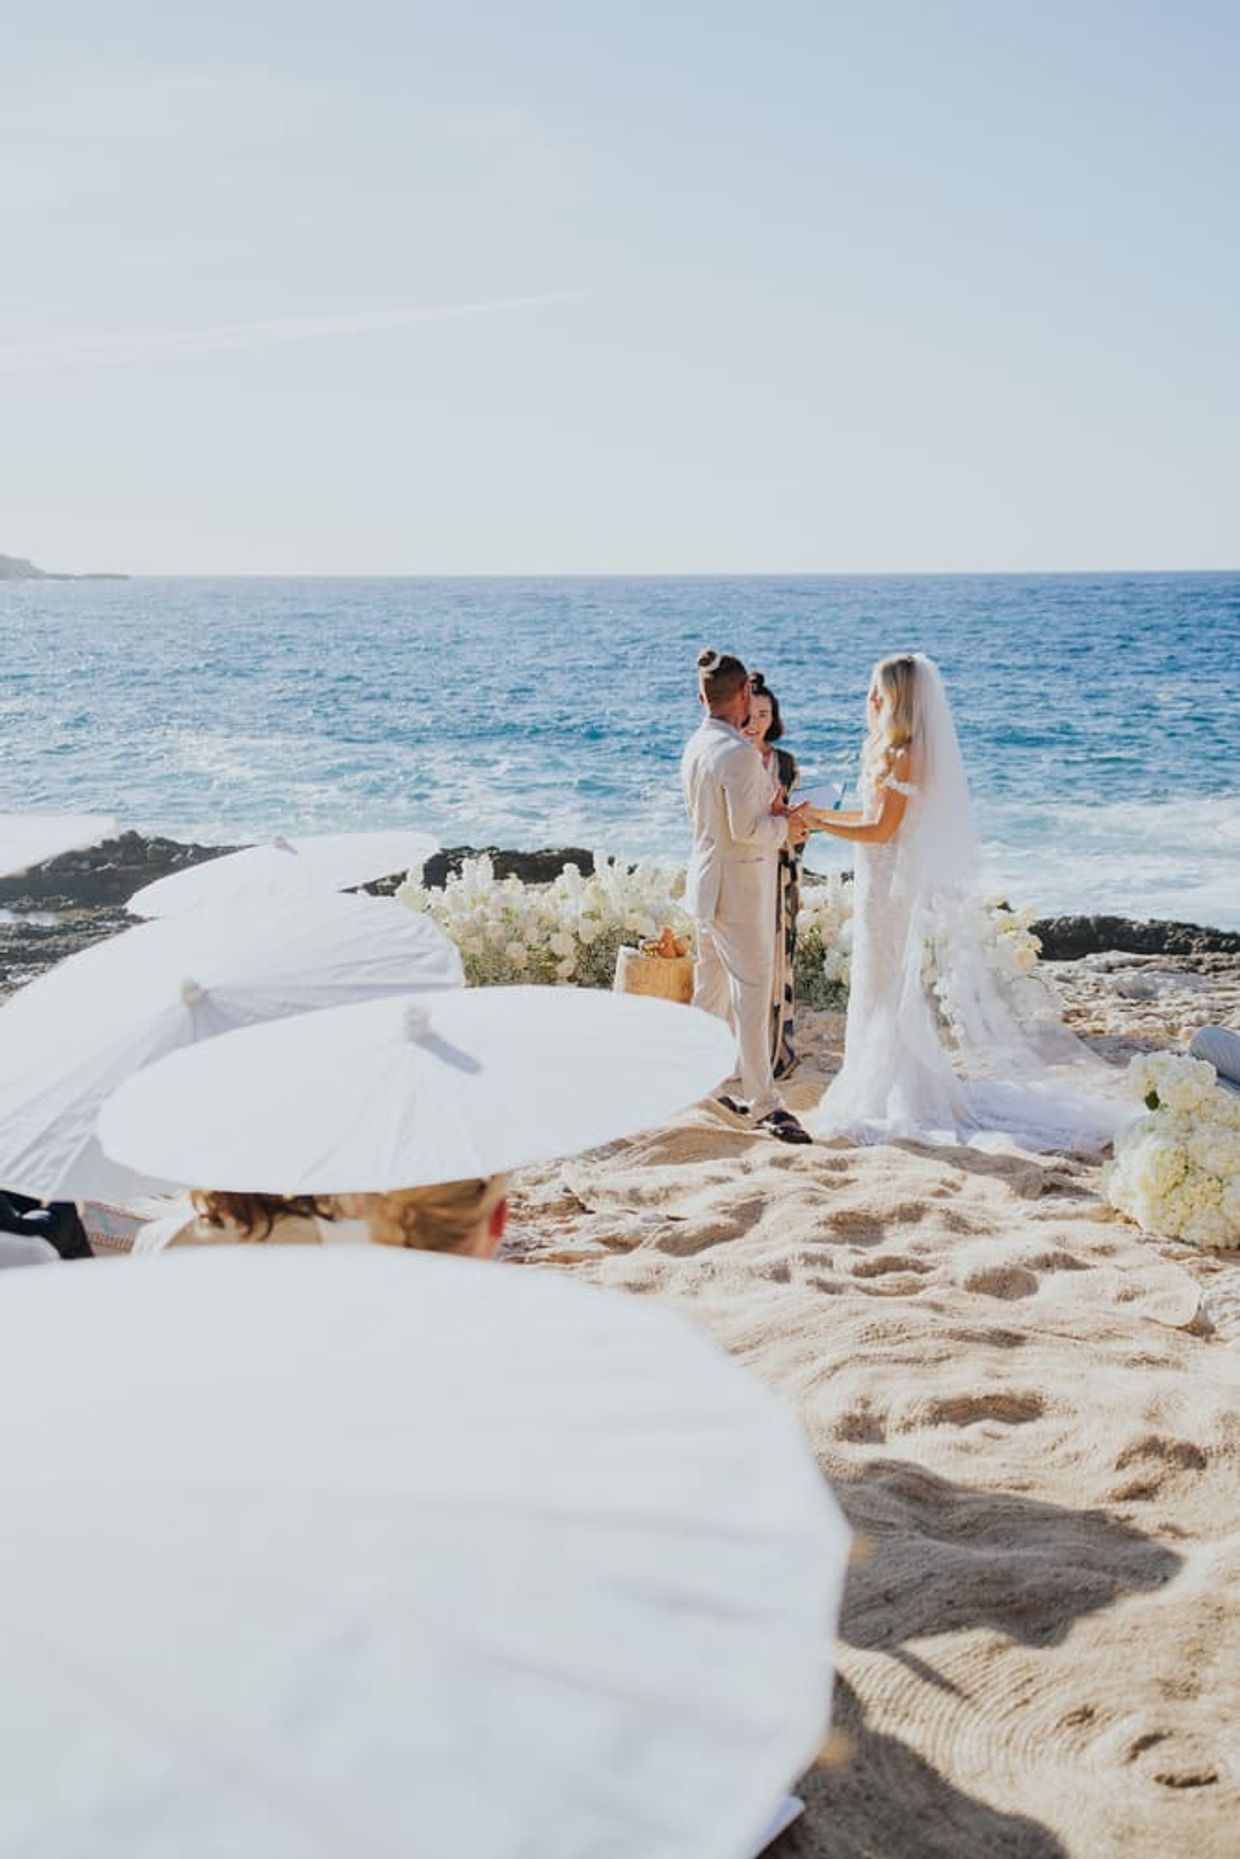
0, 832, 243, 909
0, 908, 130, 1003
1032, 915, 1240, 961
421, 846, 597, 889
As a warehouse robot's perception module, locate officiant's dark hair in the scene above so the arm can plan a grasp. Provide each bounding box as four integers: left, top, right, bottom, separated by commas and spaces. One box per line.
697, 648, 748, 706
747, 670, 785, 742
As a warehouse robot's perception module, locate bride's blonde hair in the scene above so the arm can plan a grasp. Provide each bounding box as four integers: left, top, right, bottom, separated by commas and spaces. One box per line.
862, 654, 917, 791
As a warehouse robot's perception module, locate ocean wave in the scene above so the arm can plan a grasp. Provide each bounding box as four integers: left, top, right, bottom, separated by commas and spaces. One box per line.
3, 573, 1237, 928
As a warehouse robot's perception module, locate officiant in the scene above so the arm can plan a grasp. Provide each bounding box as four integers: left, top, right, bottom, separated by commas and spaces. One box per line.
744, 670, 802, 1080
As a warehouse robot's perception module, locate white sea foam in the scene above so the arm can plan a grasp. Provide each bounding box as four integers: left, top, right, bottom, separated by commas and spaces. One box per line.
804, 793, 1240, 930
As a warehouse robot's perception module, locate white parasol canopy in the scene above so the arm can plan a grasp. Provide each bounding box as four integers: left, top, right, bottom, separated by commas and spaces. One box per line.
0, 894, 463, 1203
99, 986, 736, 1194
127, 829, 438, 918
0, 811, 118, 879
0, 1247, 848, 1859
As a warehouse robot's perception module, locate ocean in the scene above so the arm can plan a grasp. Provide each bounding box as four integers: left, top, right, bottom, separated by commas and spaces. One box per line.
2, 573, 1237, 928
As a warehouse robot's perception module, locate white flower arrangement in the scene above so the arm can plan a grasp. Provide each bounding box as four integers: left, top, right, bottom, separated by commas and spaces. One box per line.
1102, 1052, 1240, 1252
795, 875, 853, 1005
977, 898, 1044, 980
396, 855, 694, 991
1123, 1050, 1221, 1116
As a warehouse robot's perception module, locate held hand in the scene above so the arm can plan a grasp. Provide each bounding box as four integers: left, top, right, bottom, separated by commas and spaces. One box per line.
785, 802, 812, 847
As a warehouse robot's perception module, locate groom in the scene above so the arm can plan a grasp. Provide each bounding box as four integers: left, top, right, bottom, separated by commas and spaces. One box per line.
681, 650, 812, 1144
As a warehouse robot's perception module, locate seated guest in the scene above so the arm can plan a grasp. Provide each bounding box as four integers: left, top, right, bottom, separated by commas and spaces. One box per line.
98, 989, 734, 1264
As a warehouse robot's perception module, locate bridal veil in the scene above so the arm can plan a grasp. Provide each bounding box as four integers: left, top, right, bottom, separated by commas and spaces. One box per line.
812, 655, 1127, 1154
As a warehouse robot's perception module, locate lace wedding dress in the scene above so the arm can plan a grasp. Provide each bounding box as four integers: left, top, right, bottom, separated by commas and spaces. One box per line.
809, 658, 1127, 1155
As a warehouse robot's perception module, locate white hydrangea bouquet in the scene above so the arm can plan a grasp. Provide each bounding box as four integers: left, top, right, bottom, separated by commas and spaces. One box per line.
1102, 1051, 1240, 1252
396, 855, 695, 990
796, 875, 854, 1005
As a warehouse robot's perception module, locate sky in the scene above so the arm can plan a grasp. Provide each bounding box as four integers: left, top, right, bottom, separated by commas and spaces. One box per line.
2, 1, 1237, 574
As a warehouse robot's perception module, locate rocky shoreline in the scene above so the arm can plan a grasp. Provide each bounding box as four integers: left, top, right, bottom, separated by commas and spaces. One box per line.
1, 832, 1237, 1001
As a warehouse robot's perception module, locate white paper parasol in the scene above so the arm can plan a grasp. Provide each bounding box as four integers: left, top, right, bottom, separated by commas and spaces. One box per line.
0, 1248, 848, 1859
127, 829, 439, 918
99, 986, 736, 1194
0, 894, 463, 1203
0, 812, 118, 879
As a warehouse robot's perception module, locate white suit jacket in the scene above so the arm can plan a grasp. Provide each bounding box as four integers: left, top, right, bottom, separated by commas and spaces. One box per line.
680, 717, 787, 921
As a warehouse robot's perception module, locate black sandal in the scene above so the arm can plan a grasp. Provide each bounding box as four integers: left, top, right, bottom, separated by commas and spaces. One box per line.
757, 1110, 813, 1145
715, 1095, 750, 1117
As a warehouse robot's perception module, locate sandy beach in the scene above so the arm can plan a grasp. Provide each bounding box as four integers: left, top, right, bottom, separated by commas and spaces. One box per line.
511, 954, 1240, 1858
3, 842, 1238, 1853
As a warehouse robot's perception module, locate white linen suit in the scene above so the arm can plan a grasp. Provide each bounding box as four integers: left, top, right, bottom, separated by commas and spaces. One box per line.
681, 717, 789, 1117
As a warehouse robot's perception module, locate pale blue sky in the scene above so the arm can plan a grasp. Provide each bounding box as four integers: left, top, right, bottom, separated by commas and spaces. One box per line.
3, 1, 1237, 572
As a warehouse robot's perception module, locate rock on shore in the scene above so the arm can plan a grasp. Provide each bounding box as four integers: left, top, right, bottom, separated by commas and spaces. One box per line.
1, 835, 1237, 1002
1031, 914, 1240, 961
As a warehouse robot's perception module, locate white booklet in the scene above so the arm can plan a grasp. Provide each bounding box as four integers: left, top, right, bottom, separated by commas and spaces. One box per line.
746, 1795, 805, 1856
796, 780, 844, 812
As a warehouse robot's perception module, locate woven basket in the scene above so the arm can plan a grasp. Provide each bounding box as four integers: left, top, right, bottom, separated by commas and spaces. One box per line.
613, 944, 695, 1004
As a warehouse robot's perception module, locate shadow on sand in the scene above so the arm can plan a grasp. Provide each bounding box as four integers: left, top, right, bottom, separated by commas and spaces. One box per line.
770, 1460, 1181, 1857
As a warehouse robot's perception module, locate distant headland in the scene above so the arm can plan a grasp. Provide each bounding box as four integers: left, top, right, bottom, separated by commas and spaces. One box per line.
0, 552, 128, 582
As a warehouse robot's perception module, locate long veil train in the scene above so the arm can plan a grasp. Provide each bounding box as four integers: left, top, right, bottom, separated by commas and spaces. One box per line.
810, 656, 1128, 1155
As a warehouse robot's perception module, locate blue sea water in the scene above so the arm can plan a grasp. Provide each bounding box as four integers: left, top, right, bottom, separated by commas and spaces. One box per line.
2, 574, 1237, 928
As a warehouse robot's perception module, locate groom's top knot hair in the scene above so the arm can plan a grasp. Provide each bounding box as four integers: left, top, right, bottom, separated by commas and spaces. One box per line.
697, 647, 748, 705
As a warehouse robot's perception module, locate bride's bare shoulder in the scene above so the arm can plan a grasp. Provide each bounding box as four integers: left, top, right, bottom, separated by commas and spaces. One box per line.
885, 747, 919, 797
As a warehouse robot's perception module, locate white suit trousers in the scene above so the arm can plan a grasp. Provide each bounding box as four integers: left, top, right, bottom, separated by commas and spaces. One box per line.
694, 914, 779, 1118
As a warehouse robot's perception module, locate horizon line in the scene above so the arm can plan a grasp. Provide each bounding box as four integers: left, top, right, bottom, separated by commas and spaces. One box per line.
15, 565, 1239, 582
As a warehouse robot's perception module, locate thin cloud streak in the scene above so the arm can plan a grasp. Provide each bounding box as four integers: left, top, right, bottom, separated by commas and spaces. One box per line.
0, 292, 584, 376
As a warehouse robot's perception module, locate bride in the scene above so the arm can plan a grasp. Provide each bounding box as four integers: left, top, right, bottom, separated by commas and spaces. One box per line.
804, 653, 1126, 1154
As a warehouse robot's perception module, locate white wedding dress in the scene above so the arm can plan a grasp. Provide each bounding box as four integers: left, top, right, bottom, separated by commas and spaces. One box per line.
809, 659, 1128, 1155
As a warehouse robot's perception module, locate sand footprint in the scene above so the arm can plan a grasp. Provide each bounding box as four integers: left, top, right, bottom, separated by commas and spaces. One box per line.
880, 1387, 1050, 1436
917, 1389, 1046, 1429
958, 1262, 1041, 1300
850, 1253, 934, 1279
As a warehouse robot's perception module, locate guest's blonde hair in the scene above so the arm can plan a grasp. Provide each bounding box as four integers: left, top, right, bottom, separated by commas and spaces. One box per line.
190, 1190, 336, 1240
366, 1175, 509, 1253
862, 654, 917, 792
